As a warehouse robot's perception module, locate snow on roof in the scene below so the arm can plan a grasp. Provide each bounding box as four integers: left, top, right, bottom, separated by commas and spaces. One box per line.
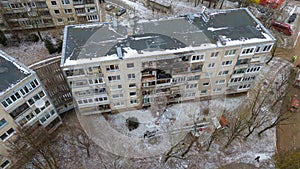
0, 50, 31, 95
61, 8, 275, 67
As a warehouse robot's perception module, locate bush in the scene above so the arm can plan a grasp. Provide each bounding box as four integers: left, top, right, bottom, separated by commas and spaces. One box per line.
44, 38, 57, 54
0, 31, 7, 46
26, 34, 39, 42
56, 39, 63, 53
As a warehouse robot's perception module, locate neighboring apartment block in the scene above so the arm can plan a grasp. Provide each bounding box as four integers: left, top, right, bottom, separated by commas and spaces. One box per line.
29, 56, 73, 114
0, 50, 62, 168
60, 8, 275, 115
0, 0, 102, 31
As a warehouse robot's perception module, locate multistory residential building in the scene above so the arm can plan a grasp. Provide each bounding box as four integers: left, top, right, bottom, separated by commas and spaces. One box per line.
0, 0, 102, 31
60, 8, 276, 115
0, 50, 62, 168
29, 56, 73, 114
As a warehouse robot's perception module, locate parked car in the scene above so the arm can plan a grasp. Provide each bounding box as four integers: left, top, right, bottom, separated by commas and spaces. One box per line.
288, 13, 297, 23
105, 4, 115, 11
270, 21, 293, 36
116, 8, 126, 16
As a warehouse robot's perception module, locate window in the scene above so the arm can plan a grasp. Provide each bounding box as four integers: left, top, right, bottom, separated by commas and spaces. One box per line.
129, 83, 136, 88
255, 46, 261, 53
73, 0, 83, 5
127, 63, 134, 68
73, 0, 83, 4
246, 66, 261, 73
64, 9, 72, 14
1, 80, 39, 108
36, 1, 47, 8
10, 3, 23, 9
186, 83, 198, 89
87, 15, 98, 21
0, 160, 10, 168
221, 60, 233, 66
191, 54, 204, 61
237, 59, 250, 65
67, 17, 75, 22
173, 77, 186, 83
87, 66, 101, 74
242, 76, 256, 82
127, 73, 135, 79
241, 47, 255, 55
225, 49, 236, 56
213, 88, 222, 93
57, 18, 63, 23
211, 52, 219, 58
218, 70, 229, 76
200, 90, 207, 95
88, 78, 103, 84
143, 98, 154, 104
130, 99, 138, 104
51, 1, 57, 5
0, 128, 15, 141
94, 96, 108, 102
75, 8, 85, 14
0, 118, 7, 129
262, 44, 272, 52
208, 63, 215, 68
202, 82, 209, 86
110, 84, 122, 90
77, 98, 94, 105
10, 103, 30, 119
186, 75, 200, 81
216, 79, 226, 84
73, 80, 88, 87
61, 0, 70, 5
233, 68, 246, 74
191, 64, 202, 71
108, 75, 120, 82
129, 92, 137, 97
230, 77, 242, 83
183, 92, 195, 98
39, 110, 56, 124
115, 102, 124, 107
112, 93, 123, 99
24, 2, 36, 8
86, 7, 96, 13
238, 84, 251, 90
106, 64, 119, 71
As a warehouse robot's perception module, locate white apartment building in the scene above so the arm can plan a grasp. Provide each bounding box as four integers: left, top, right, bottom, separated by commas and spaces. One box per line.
0, 0, 103, 31
60, 8, 276, 115
0, 50, 62, 168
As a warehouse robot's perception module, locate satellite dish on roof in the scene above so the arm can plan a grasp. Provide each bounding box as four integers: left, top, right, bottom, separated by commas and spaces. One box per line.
35, 100, 45, 108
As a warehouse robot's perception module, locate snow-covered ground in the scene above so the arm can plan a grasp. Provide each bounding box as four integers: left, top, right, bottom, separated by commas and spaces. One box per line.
75, 57, 293, 168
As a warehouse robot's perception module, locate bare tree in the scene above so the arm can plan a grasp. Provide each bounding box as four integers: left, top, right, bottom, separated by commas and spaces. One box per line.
223, 111, 247, 148
64, 123, 92, 158
6, 124, 59, 169
257, 64, 293, 136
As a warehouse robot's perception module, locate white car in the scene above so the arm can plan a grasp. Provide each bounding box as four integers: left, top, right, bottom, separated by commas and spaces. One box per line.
105, 4, 115, 11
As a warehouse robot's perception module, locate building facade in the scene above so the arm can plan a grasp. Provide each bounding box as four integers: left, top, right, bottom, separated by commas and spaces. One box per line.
29, 56, 73, 114
0, 50, 62, 168
0, 0, 103, 31
60, 8, 276, 115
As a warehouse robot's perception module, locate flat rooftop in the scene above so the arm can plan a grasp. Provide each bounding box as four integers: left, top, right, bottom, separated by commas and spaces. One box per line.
0, 50, 30, 94
61, 8, 275, 67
